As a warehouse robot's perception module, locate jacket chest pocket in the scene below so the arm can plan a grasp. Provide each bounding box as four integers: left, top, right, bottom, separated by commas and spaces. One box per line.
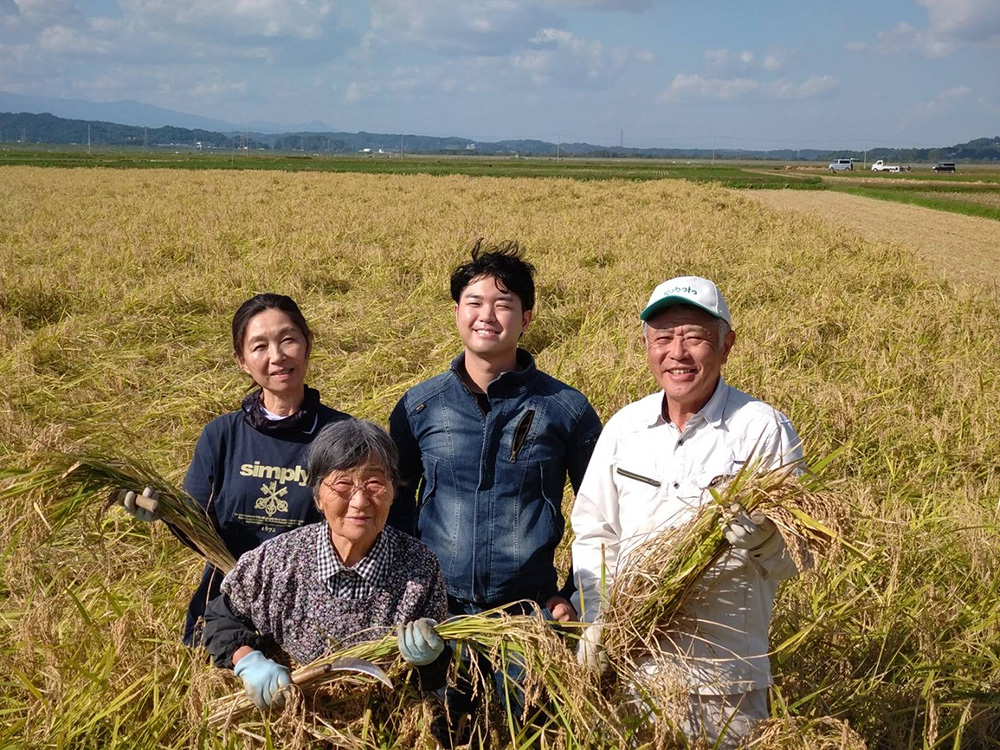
501, 407, 556, 464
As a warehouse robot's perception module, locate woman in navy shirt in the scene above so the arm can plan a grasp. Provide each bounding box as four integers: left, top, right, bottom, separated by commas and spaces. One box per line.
124, 293, 350, 644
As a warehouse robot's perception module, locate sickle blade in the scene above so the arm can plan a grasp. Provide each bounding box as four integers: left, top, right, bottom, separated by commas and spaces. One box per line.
294, 657, 393, 689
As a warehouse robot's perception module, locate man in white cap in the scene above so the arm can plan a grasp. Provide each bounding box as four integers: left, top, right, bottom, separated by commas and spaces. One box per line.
570, 276, 804, 748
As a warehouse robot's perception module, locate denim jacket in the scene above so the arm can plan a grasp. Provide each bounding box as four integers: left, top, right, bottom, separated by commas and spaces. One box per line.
388, 350, 602, 607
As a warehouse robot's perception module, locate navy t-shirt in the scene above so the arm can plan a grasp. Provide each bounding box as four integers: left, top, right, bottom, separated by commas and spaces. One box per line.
180, 402, 350, 645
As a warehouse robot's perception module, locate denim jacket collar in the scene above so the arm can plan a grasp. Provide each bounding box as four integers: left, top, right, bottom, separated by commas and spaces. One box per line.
448, 348, 538, 397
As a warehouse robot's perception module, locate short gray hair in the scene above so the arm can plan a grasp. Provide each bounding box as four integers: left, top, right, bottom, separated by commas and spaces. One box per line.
307, 419, 400, 496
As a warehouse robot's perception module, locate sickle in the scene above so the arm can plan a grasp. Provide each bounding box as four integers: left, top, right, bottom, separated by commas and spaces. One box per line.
293, 657, 393, 689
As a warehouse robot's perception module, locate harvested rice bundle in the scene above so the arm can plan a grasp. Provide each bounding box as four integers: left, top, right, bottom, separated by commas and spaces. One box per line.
602, 460, 848, 667
0, 451, 236, 572
206, 609, 623, 747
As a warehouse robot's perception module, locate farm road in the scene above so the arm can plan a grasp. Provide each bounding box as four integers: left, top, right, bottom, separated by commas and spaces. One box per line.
742, 189, 1000, 286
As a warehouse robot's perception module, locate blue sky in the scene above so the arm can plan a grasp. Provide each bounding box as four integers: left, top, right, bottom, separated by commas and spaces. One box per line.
1, 0, 997, 148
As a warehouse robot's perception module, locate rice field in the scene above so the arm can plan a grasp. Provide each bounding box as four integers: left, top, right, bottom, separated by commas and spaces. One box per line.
2, 165, 1000, 748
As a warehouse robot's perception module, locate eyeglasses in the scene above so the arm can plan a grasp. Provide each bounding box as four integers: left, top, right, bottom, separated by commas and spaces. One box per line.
323, 476, 391, 500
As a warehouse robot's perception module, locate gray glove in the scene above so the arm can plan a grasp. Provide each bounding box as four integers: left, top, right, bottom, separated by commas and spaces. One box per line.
722, 503, 783, 566
122, 486, 162, 523
722, 503, 776, 549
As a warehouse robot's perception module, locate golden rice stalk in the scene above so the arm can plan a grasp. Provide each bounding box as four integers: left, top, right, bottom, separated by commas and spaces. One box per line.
0, 451, 236, 572
602, 457, 851, 667
749, 715, 868, 749
206, 609, 623, 746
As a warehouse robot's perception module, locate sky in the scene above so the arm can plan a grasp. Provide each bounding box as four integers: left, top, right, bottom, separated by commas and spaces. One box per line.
1, 0, 998, 149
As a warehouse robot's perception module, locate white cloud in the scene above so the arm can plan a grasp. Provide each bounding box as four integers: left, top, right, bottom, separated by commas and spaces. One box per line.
860, 0, 1000, 60
365, 0, 653, 56
919, 0, 1000, 43
913, 84, 972, 116
703, 46, 795, 74
874, 21, 955, 58
38, 23, 113, 54
767, 75, 838, 99
0, 43, 33, 88
541, 0, 651, 10
12, 0, 78, 23
659, 73, 838, 103
116, 0, 334, 40
760, 54, 782, 72
659, 74, 759, 102
368, 0, 560, 55
341, 67, 425, 105
514, 27, 644, 88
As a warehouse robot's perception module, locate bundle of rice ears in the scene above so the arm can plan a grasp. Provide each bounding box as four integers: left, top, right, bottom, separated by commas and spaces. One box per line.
601, 454, 852, 669
0, 450, 236, 572
206, 609, 623, 747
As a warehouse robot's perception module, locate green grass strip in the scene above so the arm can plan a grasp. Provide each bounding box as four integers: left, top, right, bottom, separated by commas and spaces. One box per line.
833, 186, 1000, 221
0, 149, 823, 188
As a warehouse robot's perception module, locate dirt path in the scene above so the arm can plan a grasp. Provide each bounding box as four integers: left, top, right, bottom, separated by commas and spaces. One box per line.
742, 189, 1000, 286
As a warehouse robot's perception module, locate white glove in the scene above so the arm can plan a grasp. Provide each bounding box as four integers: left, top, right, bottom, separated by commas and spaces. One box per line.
722, 503, 789, 579
122, 486, 162, 523
576, 622, 609, 674
722, 503, 777, 551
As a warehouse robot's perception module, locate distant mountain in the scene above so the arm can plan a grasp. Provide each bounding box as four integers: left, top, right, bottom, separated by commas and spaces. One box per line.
0, 111, 266, 150
1, 109, 998, 162
0, 91, 242, 132
0, 90, 334, 134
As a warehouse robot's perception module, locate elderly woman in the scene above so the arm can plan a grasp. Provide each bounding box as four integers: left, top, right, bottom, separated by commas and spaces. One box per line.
202, 419, 449, 709
123, 293, 351, 646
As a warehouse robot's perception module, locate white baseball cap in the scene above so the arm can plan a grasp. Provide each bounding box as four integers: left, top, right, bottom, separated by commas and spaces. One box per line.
640, 276, 732, 326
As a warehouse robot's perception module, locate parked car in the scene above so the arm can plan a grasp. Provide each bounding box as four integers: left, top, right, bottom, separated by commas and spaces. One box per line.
828, 158, 853, 172
933, 162, 957, 173
871, 160, 911, 173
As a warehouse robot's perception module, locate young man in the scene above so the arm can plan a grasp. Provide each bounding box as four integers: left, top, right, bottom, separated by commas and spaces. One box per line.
389, 240, 602, 623
571, 276, 804, 749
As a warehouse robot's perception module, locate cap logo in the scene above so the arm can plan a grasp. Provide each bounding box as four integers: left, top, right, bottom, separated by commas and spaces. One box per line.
666, 285, 697, 296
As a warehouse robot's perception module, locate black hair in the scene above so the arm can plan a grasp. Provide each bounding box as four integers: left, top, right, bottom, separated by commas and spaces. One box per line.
449, 239, 536, 311
231, 293, 312, 358
307, 419, 400, 497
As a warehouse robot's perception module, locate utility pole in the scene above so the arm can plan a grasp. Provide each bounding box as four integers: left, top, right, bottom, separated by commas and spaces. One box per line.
400, 132, 404, 158
863, 141, 868, 170
88, 124, 91, 155
556, 135, 561, 160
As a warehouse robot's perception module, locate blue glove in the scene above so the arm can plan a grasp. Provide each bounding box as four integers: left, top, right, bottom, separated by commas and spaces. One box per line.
397, 618, 444, 666
233, 650, 292, 710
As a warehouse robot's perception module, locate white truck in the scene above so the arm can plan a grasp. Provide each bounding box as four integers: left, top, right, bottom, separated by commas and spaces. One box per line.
870, 159, 911, 173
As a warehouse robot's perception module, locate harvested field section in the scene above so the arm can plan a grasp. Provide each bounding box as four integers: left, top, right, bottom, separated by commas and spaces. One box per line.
2, 167, 1000, 748
744, 188, 1000, 285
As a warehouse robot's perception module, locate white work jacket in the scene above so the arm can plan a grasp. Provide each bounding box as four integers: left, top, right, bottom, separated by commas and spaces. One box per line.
570, 378, 803, 694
